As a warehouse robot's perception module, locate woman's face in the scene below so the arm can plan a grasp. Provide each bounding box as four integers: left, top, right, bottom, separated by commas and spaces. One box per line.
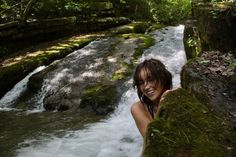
138, 68, 164, 103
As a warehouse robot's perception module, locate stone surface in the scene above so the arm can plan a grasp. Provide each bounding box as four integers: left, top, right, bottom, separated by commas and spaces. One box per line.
143, 88, 236, 157
181, 51, 236, 124
193, 3, 236, 52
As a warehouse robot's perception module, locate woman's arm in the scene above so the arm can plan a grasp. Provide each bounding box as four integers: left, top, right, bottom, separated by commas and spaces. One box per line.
131, 102, 152, 137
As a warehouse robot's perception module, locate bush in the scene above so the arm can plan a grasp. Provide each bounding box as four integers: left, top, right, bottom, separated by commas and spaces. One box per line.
148, 0, 191, 24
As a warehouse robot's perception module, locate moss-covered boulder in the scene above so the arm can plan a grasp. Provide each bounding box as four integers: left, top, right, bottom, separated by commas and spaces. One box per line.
79, 84, 119, 115
41, 34, 153, 113
143, 88, 236, 157
192, 3, 236, 52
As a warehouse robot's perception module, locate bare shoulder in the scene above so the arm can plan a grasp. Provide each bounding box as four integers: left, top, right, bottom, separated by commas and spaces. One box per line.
130, 101, 143, 114
131, 101, 142, 112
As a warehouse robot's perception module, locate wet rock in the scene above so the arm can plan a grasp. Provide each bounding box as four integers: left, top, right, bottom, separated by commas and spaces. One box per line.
143, 88, 236, 157
79, 84, 119, 115
21, 34, 153, 114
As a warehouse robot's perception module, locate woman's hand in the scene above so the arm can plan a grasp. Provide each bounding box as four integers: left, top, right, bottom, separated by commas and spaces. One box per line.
160, 87, 181, 102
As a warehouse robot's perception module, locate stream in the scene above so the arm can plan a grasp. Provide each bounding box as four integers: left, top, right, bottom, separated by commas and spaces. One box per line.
0, 25, 186, 157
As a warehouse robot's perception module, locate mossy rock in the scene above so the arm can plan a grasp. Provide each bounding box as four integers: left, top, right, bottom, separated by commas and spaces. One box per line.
132, 34, 155, 61
181, 51, 235, 114
111, 33, 155, 81
180, 61, 211, 106
193, 3, 236, 52
143, 88, 236, 157
183, 20, 202, 60
79, 83, 119, 115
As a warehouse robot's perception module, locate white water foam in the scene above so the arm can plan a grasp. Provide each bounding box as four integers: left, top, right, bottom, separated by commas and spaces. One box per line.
0, 66, 46, 109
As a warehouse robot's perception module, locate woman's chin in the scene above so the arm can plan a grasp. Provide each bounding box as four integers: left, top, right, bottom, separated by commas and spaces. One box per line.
148, 96, 156, 102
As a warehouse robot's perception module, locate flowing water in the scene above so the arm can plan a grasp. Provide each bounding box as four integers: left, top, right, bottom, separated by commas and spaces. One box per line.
0, 25, 186, 157
0, 66, 46, 111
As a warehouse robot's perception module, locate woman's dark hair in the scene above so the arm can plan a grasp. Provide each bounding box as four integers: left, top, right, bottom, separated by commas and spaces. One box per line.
133, 58, 172, 118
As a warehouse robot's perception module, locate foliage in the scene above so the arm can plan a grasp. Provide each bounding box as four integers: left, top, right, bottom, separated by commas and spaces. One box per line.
1, 0, 191, 24
229, 59, 236, 70
65, 1, 88, 12
31, 0, 71, 18
0, 0, 84, 22
147, 0, 191, 24
186, 37, 197, 47
109, 0, 154, 21
0, 0, 20, 22
202, 0, 235, 3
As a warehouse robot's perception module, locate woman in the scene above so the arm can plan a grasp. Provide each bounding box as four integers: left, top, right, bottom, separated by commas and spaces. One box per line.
131, 58, 172, 137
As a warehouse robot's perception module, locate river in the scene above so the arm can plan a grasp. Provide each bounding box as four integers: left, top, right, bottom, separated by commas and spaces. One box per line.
0, 25, 186, 157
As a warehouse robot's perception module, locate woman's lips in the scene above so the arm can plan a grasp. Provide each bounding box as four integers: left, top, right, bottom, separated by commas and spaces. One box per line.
145, 89, 155, 97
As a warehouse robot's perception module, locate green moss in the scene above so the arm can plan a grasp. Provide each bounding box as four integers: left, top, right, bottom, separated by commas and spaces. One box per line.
143, 88, 236, 157
80, 83, 118, 114
112, 62, 133, 81
150, 23, 165, 31
183, 24, 202, 60
111, 34, 154, 81
118, 33, 155, 62
229, 59, 236, 70
112, 69, 125, 80
132, 34, 155, 61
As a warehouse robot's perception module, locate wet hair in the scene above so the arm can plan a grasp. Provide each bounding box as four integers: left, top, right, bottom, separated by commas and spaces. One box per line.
133, 58, 172, 118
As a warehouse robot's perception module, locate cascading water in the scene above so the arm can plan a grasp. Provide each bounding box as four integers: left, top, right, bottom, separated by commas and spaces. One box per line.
0, 66, 46, 111
16, 87, 143, 157
2, 25, 186, 157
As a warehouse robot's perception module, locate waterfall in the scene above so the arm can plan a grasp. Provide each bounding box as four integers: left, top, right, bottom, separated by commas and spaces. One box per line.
0, 66, 46, 111
15, 25, 186, 157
